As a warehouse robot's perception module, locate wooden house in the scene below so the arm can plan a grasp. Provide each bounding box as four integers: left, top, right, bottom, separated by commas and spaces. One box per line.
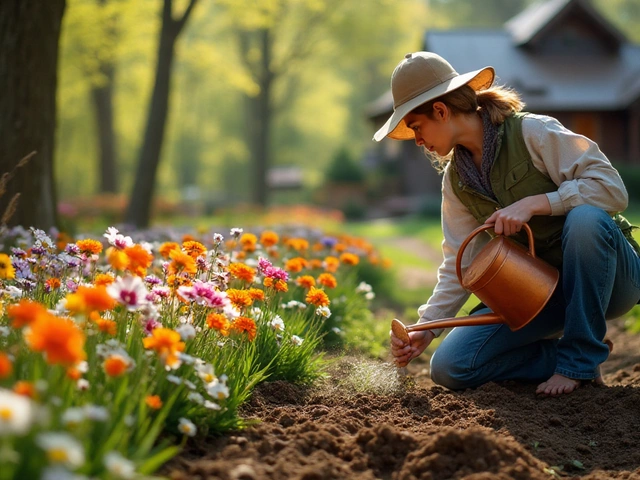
366, 0, 640, 214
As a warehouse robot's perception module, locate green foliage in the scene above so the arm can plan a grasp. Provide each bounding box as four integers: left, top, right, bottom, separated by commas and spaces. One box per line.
616, 164, 640, 203
325, 148, 365, 184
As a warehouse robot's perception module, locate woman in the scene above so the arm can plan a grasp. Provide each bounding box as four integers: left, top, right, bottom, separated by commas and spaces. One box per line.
375, 52, 640, 396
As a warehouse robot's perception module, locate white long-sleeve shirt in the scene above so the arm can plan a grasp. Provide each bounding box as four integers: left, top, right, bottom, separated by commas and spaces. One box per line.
417, 113, 629, 334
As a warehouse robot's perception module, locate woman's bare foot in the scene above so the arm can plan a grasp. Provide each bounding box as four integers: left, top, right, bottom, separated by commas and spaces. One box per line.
536, 374, 581, 396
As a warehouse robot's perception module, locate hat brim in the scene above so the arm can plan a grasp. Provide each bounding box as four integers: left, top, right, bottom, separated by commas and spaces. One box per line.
373, 66, 495, 142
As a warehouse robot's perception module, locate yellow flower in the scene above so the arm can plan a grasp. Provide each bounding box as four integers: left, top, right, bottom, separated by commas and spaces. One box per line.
240, 233, 257, 252
182, 240, 207, 259
168, 249, 197, 275
0, 254, 15, 280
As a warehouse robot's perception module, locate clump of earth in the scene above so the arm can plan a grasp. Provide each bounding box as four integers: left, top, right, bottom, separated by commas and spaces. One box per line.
164, 317, 640, 479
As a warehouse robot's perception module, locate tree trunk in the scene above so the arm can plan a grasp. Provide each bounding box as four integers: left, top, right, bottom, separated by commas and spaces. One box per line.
91, 63, 119, 193
246, 28, 273, 207
124, 0, 197, 228
0, 0, 65, 230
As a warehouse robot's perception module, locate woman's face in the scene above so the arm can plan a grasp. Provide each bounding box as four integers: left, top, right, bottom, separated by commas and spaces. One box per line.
403, 103, 454, 156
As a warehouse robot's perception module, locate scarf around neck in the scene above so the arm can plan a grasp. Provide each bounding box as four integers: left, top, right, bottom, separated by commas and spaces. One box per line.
453, 109, 500, 200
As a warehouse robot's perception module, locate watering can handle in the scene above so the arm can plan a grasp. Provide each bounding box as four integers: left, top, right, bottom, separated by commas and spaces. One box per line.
455, 222, 535, 284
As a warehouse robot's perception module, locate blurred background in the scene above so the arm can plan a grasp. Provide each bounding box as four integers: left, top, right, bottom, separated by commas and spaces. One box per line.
1, 0, 639, 233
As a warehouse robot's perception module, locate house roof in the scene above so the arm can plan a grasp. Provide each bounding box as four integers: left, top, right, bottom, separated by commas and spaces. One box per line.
368, 0, 640, 118
505, 0, 625, 48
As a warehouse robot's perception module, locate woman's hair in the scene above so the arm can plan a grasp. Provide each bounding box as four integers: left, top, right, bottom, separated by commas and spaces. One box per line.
411, 84, 524, 170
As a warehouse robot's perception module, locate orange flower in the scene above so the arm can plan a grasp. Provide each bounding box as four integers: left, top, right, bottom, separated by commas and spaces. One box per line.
0, 352, 13, 379
323, 256, 340, 273
206, 313, 230, 335
309, 259, 323, 270
145, 395, 163, 410
296, 275, 316, 289
247, 288, 265, 302
240, 233, 257, 252
142, 328, 185, 369
339, 252, 359, 266
94, 273, 115, 286
334, 242, 347, 253
45, 277, 62, 290
226, 289, 253, 309
13, 381, 36, 398
107, 247, 129, 271
166, 274, 193, 289
66, 366, 83, 381
286, 238, 309, 252
230, 316, 257, 341
168, 249, 197, 276
7, 299, 48, 329
65, 285, 116, 315
93, 314, 117, 335
104, 355, 129, 377
159, 242, 180, 259
317, 273, 337, 289
25, 313, 86, 366
285, 257, 307, 273
125, 244, 154, 277
182, 240, 207, 259
263, 277, 288, 292
260, 230, 279, 247
229, 263, 256, 283
76, 239, 103, 255
306, 286, 330, 307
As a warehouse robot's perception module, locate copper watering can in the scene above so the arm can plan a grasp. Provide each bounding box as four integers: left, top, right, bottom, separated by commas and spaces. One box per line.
391, 223, 560, 344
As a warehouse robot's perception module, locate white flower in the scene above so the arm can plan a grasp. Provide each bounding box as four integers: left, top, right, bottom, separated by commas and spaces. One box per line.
178, 417, 197, 437
83, 405, 109, 422
104, 451, 136, 479
0, 388, 35, 436
0, 326, 10, 337
3, 286, 23, 298
269, 316, 285, 332
166, 375, 182, 385
187, 392, 204, 405
106, 276, 149, 311
41, 466, 89, 480
176, 324, 196, 341
77, 378, 90, 391
355, 281, 372, 293
36, 432, 85, 468
103, 227, 133, 250
365, 292, 375, 300
204, 400, 221, 410
61, 408, 85, 428
291, 335, 304, 346
315, 306, 331, 318
206, 378, 229, 401
230, 228, 243, 238
196, 364, 217, 384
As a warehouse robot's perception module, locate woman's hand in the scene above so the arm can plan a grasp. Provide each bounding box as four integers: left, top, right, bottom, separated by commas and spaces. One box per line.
390, 329, 435, 367
484, 194, 551, 236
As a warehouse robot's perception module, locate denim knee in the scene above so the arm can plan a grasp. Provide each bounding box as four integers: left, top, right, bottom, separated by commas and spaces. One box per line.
430, 347, 472, 390
563, 205, 612, 241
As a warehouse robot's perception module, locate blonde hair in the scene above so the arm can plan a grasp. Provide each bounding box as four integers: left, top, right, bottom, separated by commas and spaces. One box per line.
411, 84, 525, 170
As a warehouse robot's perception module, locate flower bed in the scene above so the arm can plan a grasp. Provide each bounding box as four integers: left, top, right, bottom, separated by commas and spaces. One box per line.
0, 224, 388, 479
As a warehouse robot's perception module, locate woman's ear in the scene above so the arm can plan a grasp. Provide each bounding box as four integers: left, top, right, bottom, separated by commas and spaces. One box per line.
432, 102, 448, 121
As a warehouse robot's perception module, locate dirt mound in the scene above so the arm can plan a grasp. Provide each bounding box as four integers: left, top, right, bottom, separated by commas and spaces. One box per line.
164, 318, 640, 479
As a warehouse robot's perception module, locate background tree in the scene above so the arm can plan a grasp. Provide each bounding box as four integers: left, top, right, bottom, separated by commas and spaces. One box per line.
124, 0, 198, 228
0, 0, 66, 230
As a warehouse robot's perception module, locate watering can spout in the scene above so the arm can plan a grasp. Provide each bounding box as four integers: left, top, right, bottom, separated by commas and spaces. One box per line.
391, 315, 502, 344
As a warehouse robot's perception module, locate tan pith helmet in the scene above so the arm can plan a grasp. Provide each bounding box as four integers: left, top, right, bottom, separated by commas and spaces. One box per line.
373, 52, 495, 142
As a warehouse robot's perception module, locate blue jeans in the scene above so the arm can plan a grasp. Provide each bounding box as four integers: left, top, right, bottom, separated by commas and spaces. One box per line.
430, 205, 640, 390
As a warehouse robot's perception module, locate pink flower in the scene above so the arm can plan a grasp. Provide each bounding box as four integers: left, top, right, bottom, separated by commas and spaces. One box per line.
107, 275, 149, 311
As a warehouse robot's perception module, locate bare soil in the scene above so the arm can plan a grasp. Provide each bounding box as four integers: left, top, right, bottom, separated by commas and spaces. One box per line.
164, 316, 640, 480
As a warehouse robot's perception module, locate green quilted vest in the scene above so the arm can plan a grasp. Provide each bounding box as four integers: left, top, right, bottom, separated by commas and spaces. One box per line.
450, 113, 639, 268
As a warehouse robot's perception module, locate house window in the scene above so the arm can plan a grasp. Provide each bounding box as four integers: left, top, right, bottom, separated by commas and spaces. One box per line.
572, 113, 600, 143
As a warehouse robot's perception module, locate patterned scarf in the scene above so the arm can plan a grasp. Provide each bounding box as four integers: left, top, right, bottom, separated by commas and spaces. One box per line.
453, 109, 500, 200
